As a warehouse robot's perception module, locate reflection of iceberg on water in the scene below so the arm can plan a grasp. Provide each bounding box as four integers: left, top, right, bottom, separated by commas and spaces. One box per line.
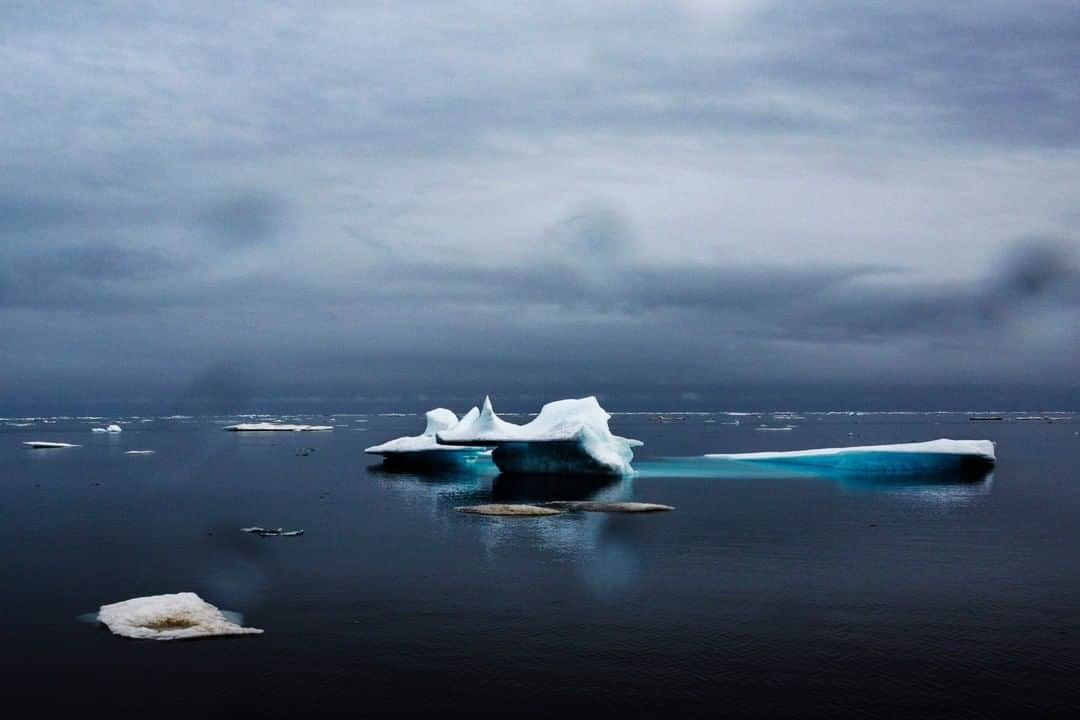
705, 439, 995, 479
365, 407, 492, 470
437, 396, 642, 476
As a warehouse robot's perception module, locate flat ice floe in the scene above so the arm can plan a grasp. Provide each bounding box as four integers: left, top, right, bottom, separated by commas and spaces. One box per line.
706, 439, 995, 476
365, 407, 490, 469
437, 396, 642, 475
455, 504, 564, 516
223, 423, 333, 432
23, 441, 80, 449
97, 592, 263, 640
124, 450, 155, 455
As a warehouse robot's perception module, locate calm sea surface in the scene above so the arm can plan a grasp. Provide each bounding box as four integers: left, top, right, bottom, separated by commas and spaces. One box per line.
1, 411, 1078, 717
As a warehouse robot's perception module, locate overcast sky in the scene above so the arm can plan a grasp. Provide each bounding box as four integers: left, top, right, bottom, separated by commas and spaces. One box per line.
1, 1, 1077, 411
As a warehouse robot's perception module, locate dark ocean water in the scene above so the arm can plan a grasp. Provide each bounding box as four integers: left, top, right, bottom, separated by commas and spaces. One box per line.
1, 410, 1078, 718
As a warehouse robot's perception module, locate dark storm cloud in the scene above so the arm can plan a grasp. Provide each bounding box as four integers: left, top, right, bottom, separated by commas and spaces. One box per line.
0, 1, 1076, 409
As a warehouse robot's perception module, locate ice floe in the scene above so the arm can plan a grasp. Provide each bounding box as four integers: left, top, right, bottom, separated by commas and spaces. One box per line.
541, 501, 674, 513
124, 450, 155, 455
455, 504, 564, 516
437, 396, 642, 475
23, 441, 79, 449
365, 407, 490, 469
96, 592, 263, 640
241, 526, 304, 537
224, 423, 333, 432
706, 439, 995, 476
91, 424, 123, 433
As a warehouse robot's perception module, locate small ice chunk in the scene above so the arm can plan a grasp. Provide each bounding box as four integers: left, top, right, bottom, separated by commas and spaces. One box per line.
23, 441, 79, 449
224, 423, 333, 432
125, 450, 155, 455
455, 504, 564, 516
241, 526, 304, 537
438, 396, 642, 475
96, 592, 263, 640
91, 424, 123, 433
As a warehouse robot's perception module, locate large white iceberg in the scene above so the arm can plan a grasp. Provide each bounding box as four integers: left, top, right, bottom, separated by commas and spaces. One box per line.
365, 407, 489, 469
97, 592, 263, 640
437, 396, 642, 476
705, 439, 995, 476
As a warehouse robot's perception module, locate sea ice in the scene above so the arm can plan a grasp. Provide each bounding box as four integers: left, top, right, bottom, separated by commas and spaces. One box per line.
437, 396, 642, 476
455, 504, 564, 516
241, 526, 304, 537
705, 439, 995, 476
365, 407, 490, 469
91, 424, 123, 433
223, 423, 333, 432
23, 441, 79, 449
125, 450, 155, 455
96, 592, 263, 640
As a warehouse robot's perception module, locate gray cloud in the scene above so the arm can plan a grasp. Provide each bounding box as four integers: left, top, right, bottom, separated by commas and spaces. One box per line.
0, 1, 1076, 410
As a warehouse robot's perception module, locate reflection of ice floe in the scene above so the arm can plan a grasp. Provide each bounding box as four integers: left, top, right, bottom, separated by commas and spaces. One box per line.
706, 438, 995, 477
438, 396, 642, 476
224, 423, 333, 432
91, 424, 123, 433
365, 407, 491, 470
97, 592, 263, 640
837, 472, 995, 508
23, 441, 79, 449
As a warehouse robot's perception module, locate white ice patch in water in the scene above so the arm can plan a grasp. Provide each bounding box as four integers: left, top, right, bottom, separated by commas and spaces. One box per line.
224, 423, 333, 432
124, 450, 155, 455
96, 592, 263, 640
438, 396, 642, 475
23, 441, 79, 449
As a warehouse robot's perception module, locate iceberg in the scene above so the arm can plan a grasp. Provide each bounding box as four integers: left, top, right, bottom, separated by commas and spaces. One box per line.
705, 439, 995, 477
91, 424, 123, 433
224, 423, 333, 432
96, 592, 263, 640
365, 407, 490, 469
23, 441, 80, 449
437, 396, 642, 476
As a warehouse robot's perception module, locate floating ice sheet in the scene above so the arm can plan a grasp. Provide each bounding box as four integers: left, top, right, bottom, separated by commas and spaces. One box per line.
705, 439, 995, 477
224, 423, 333, 432
97, 592, 263, 640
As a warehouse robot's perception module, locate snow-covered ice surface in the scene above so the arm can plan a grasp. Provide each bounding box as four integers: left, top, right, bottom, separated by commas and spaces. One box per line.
705, 439, 996, 476
365, 407, 491, 469
96, 592, 263, 640
437, 396, 642, 476
224, 423, 333, 432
